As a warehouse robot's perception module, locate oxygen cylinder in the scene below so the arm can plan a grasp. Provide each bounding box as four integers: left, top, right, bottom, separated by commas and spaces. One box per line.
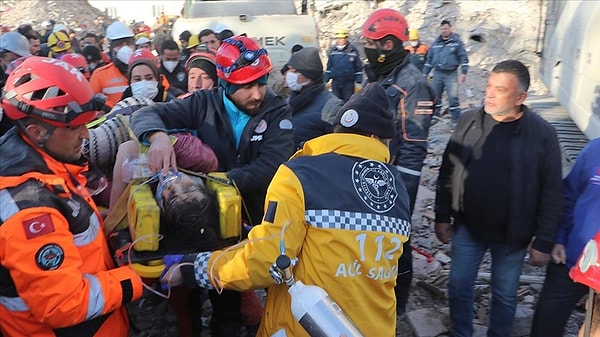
288, 280, 365, 337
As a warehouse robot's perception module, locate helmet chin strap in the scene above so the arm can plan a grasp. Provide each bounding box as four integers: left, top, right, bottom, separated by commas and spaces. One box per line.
16, 118, 56, 150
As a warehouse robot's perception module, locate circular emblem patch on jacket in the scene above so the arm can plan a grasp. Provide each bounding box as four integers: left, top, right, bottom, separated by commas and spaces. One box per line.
255, 119, 268, 133
176, 71, 186, 82
352, 160, 398, 213
35, 244, 65, 271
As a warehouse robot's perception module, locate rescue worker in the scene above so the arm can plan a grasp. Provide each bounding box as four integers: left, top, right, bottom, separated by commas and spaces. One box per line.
121, 48, 180, 102
422, 19, 469, 124
130, 35, 294, 336
185, 48, 218, 93
89, 21, 135, 108
324, 28, 363, 102
405, 28, 429, 71
1, 32, 32, 135
0, 56, 144, 337
61, 53, 91, 80
284, 47, 342, 148
159, 40, 187, 94
134, 32, 152, 51
160, 83, 412, 337
47, 31, 73, 59
361, 8, 436, 320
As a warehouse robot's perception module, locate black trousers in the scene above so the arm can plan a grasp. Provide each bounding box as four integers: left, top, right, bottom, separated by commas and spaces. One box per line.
530, 262, 588, 337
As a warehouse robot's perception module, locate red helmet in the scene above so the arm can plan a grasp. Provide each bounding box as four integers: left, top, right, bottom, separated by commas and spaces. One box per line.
216, 36, 272, 84
362, 8, 409, 42
1, 56, 106, 128
185, 50, 216, 72
61, 53, 90, 79
128, 48, 156, 65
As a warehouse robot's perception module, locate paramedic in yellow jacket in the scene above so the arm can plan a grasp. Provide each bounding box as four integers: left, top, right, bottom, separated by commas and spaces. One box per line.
0, 56, 144, 337
161, 83, 412, 337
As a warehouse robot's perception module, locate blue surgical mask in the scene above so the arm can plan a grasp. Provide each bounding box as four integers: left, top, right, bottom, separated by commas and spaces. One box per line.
131, 80, 159, 100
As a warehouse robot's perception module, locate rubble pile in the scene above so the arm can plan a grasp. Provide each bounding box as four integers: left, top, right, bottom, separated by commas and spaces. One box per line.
1, 0, 111, 35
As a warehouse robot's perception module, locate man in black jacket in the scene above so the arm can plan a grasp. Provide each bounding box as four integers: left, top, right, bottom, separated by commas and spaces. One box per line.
130, 36, 294, 336
434, 60, 563, 337
361, 8, 436, 319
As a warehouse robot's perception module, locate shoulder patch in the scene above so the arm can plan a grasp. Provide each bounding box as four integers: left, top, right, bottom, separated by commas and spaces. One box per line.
35, 243, 64, 271
22, 214, 55, 239
279, 119, 293, 130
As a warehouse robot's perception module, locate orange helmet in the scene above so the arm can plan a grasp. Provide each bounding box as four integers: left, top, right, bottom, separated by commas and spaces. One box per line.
362, 8, 409, 42
216, 36, 272, 84
61, 53, 90, 79
1, 56, 106, 128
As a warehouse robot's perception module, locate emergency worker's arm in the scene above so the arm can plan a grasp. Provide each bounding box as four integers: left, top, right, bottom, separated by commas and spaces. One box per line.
392, 79, 435, 172
422, 46, 434, 75
173, 164, 306, 291
131, 93, 209, 173
555, 142, 589, 246
457, 40, 469, 75
0, 208, 143, 328
227, 105, 294, 195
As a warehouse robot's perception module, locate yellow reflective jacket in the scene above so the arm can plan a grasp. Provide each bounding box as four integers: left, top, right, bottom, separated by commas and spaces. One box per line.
198, 133, 411, 337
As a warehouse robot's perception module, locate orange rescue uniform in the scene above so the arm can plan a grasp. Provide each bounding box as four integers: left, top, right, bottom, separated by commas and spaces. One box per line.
0, 130, 144, 337
89, 62, 129, 109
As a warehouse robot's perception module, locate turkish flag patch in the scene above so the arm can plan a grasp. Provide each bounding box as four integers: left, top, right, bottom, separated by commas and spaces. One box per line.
22, 214, 55, 239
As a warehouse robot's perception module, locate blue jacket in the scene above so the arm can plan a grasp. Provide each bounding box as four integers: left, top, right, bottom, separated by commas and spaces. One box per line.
555, 138, 600, 268
324, 43, 363, 84
422, 32, 469, 75
287, 83, 342, 148
367, 56, 435, 210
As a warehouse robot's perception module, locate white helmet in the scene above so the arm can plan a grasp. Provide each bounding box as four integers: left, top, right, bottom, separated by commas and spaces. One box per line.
0, 32, 31, 57
52, 23, 70, 35
106, 21, 134, 40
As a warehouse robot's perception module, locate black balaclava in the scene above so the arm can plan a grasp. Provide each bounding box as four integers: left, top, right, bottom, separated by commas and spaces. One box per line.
364, 38, 408, 77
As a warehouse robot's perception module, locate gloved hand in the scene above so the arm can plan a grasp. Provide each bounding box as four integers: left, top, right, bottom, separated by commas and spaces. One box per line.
160, 254, 184, 290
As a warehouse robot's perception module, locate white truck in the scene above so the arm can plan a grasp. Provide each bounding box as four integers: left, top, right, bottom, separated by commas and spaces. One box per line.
172, 0, 320, 72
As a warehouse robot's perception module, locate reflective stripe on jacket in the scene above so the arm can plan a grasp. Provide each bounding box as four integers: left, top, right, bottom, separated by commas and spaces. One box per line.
192, 134, 411, 336
0, 129, 143, 337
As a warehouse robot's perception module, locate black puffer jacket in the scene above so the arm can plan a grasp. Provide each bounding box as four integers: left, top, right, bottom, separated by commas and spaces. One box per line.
131, 87, 294, 225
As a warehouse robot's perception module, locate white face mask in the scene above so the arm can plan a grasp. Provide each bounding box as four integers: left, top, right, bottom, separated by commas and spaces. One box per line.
116, 45, 133, 64
410, 41, 419, 47
131, 80, 159, 100
336, 44, 346, 50
285, 71, 310, 92
163, 60, 178, 73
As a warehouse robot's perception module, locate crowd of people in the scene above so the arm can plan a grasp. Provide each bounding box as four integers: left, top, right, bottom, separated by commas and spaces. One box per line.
0, 7, 598, 337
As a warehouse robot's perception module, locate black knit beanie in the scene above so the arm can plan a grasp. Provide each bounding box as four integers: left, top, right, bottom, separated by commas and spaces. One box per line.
188, 58, 218, 84
287, 47, 323, 82
333, 83, 395, 139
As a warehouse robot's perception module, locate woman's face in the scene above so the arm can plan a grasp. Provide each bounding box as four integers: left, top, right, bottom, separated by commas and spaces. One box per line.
187, 67, 214, 92
130, 64, 156, 83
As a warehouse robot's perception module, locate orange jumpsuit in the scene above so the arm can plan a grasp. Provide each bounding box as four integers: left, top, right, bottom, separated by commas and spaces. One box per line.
0, 129, 144, 337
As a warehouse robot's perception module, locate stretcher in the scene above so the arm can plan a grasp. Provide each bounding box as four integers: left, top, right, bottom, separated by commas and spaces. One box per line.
108, 172, 242, 279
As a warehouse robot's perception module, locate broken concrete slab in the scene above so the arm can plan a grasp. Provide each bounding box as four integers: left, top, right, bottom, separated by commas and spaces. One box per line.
406, 308, 448, 337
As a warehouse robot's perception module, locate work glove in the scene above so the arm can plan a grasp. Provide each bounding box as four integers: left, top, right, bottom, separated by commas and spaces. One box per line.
160, 254, 185, 290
